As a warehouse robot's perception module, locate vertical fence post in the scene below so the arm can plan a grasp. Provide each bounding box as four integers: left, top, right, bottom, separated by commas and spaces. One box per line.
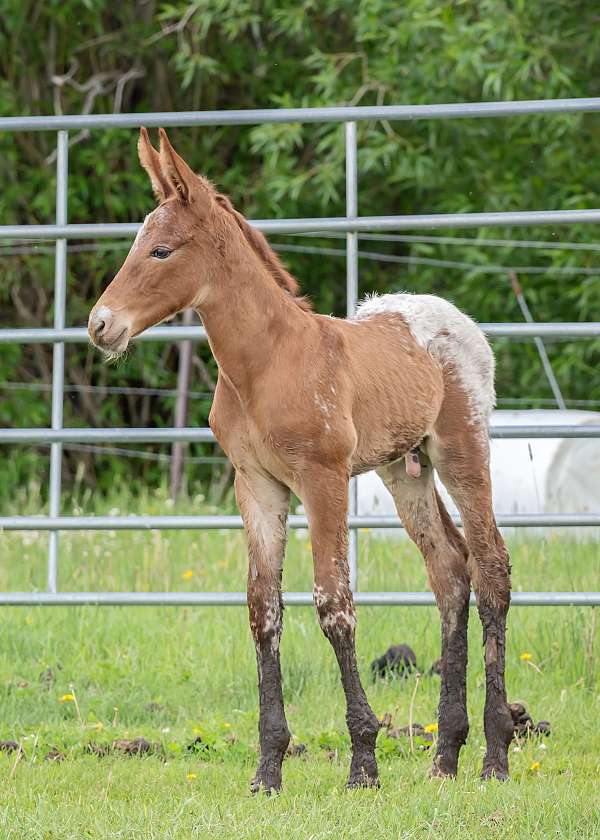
170, 308, 195, 499
47, 130, 68, 593
345, 121, 359, 592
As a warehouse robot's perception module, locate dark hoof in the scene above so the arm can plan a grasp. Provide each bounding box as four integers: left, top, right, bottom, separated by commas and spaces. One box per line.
250, 777, 281, 795
346, 770, 380, 789
250, 756, 284, 795
347, 753, 379, 789
430, 758, 457, 779
481, 763, 509, 782
430, 743, 462, 778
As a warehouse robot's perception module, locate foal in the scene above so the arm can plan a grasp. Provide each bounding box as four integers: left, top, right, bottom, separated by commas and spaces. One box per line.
88, 128, 513, 791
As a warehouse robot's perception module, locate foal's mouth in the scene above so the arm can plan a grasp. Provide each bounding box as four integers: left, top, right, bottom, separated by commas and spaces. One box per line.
92, 326, 130, 357
88, 303, 133, 357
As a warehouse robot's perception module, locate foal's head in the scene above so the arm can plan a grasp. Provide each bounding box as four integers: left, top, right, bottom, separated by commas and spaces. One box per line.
88, 128, 305, 356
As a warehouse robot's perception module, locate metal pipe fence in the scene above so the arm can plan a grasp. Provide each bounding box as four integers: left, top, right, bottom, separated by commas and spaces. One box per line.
345, 120, 359, 590
1, 592, 598, 607
1, 98, 600, 607
2, 514, 600, 531
2, 425, 600, 444
2, 323, 600, 344
47, 131, 68, 594
4, 209, 600, 241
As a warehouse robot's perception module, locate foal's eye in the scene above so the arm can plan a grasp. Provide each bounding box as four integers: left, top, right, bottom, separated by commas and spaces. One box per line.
150, 247, 172, 259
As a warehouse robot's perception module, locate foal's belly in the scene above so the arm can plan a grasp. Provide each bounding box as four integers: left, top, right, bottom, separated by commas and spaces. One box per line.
350, 420, 433, 476
348, 370, 443, 476
334, 312, 444, 475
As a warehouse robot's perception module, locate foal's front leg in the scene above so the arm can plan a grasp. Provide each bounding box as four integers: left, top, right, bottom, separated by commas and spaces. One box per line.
235, 470, 291, 793
303, 468, 380, 787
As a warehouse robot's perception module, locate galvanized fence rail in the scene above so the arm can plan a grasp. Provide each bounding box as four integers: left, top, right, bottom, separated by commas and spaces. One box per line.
1, 99, 600, 607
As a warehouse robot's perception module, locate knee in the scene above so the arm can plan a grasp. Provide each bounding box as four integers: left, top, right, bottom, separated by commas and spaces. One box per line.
314, 584, 356, 639
248, 589, 283, 647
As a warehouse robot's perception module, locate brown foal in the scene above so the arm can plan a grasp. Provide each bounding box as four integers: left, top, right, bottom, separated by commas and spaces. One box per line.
88, 128, 513, 792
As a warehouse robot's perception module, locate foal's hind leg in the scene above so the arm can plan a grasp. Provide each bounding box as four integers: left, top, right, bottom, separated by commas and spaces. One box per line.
235, 469, 291, 793
430, 408, 513, 780
378, 458, 471, 777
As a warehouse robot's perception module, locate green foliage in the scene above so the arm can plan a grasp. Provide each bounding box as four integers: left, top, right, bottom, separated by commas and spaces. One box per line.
317, 729, 349, 752
1, 1, 600, 499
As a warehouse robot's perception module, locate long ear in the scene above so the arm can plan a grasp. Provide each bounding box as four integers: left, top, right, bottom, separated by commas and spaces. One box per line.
138, 127, 174, 202
158, 128, 202, 204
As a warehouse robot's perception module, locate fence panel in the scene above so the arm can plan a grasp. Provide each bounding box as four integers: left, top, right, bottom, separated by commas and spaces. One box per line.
1, 99, 600, 606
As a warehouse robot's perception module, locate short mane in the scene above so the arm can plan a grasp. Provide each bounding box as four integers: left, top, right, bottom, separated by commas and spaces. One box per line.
215, 193, 312, 311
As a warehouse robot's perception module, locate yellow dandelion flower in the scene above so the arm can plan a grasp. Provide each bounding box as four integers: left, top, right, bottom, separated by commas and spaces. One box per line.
186, 772, 197, 781
520, 652, 533, 661
181, 569, 194, 580
192, 726, 203, 736
424, 723, 438, 733
529, 761, 541, 772
223, 722, 231, 728
59, 693, 75, 703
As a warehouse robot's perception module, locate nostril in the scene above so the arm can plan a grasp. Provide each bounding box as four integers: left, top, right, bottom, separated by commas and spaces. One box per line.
90, 305, 113, 342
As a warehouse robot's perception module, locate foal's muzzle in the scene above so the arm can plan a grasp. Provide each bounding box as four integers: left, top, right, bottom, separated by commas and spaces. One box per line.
88, 305, 130, 354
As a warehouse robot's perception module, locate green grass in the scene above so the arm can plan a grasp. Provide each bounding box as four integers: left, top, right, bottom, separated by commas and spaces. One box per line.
1, 494, 599, 838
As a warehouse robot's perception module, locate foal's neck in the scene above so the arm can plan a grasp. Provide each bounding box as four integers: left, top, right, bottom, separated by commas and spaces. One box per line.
196, 255, 311, 400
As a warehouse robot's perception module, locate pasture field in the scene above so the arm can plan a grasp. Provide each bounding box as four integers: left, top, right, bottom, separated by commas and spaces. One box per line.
0, 491, 599, 838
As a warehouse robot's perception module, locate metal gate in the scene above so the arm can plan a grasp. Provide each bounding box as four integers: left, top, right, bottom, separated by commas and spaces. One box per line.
1, 100, 600, 607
